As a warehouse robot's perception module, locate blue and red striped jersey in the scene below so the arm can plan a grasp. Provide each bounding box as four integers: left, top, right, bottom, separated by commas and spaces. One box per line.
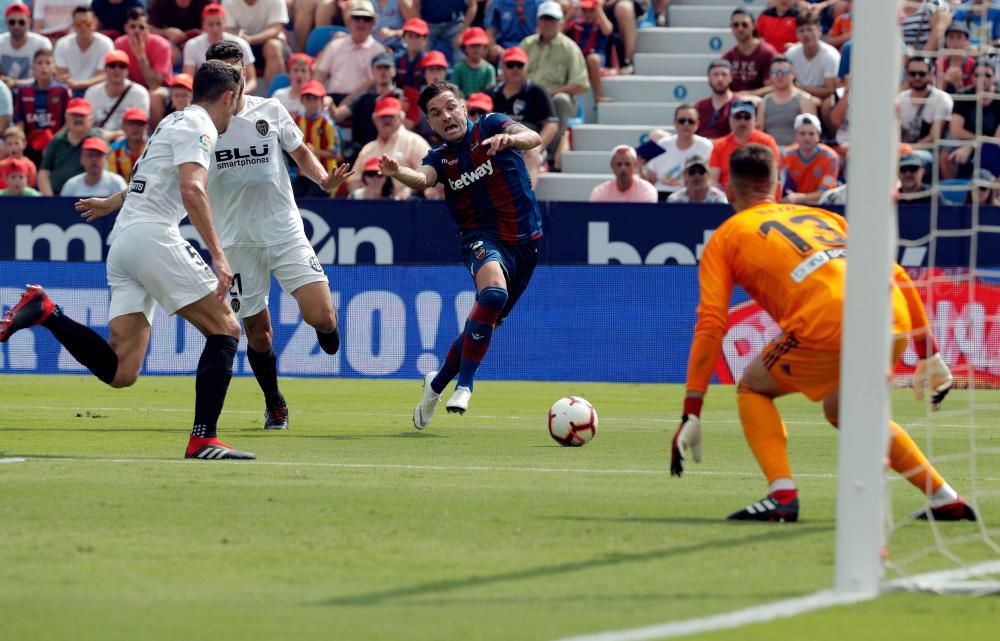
423, 113, 544, 246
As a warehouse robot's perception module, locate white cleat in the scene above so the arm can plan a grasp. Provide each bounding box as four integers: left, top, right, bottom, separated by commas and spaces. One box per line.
446, 386, 472, 414
413, 371, 441, 430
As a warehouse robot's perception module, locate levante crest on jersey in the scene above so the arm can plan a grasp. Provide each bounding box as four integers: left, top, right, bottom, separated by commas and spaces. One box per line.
255, 119, 269, 136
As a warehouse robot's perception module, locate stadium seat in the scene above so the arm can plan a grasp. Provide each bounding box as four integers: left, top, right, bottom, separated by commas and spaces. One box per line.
305, 25, 351, 58
938, 178, 970, 206
268, 72, 290, 97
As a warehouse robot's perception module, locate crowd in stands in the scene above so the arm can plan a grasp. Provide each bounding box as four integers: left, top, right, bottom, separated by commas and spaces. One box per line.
1, 0, 999, 205
591, 0, 1000, 204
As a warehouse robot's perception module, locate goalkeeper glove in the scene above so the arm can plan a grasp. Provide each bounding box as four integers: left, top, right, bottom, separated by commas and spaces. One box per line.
670, 397, 703, 477
913, 352, 953, 410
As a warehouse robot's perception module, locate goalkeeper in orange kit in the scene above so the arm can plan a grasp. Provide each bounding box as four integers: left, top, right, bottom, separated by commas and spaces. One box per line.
671, 144, 973, 523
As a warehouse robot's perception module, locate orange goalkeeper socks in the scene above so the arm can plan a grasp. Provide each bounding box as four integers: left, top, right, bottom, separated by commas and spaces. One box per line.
738, 384, 793, 484
888, 421, 946, 495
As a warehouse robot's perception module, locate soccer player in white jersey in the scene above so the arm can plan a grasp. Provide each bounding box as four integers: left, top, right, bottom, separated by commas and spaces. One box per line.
0, 61, 256, 460
204, 40, 350, 430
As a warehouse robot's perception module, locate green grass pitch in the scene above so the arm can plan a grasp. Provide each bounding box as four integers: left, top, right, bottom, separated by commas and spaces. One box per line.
1, 375, 998, 641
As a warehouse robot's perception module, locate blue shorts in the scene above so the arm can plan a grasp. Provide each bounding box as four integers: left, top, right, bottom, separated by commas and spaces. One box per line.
461, 236, 539, 322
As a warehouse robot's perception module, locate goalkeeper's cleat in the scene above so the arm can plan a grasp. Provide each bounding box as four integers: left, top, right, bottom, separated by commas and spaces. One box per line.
185, 437, 256, 460
912, 353, 954, 410
413, 371, 441, 430
912, 498, 978, 522
263, 405, 289, 430
446, 386, 472, 414
0, 284, 55, 343
727, 494, 799, 523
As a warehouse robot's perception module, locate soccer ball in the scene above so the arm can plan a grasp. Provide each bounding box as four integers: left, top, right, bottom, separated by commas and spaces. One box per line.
548, 396, 598, 446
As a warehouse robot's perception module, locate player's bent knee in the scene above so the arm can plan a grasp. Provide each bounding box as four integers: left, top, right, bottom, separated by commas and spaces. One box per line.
305, 309, 337, 333
478, 286, 508, 310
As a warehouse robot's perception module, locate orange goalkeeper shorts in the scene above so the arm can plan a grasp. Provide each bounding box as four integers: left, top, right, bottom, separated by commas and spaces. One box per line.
762, 334, 908, 402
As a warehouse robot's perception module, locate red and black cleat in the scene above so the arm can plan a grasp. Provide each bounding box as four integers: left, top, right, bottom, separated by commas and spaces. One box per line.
263, 405, 289, 430
0, 284, 56, 343
185, 437, 256, 460
727, 494, 800, 523
913, 498, 978, 522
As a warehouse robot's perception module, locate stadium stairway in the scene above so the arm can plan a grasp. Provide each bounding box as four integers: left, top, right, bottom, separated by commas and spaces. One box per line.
535, 0, 767, 202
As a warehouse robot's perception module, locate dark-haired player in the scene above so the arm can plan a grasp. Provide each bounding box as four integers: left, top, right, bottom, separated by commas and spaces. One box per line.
670, 143, 971, 523
379, 80, 544, 428
2, 61, 254, 460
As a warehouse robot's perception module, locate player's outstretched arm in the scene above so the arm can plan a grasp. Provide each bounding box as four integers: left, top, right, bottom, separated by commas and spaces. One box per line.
379, 154, 437, 191
76, 189, 127, 222
179, 162, 232, 301
483, 122, 542, 156
288, 143, 355, 193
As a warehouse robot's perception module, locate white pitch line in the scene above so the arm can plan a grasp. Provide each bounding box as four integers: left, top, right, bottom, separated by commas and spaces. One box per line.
0, 457, 26, 464
552, 559, 1000, 641
551, 589, 875, 641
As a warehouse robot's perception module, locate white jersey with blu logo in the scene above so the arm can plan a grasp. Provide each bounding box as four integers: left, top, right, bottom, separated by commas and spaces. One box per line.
208, 95, 305, 248
113, 105, 217, 234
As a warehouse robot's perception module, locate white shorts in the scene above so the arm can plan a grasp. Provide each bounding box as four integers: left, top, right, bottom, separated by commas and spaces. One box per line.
107, 223, 218, 323
225, 237, 328, 319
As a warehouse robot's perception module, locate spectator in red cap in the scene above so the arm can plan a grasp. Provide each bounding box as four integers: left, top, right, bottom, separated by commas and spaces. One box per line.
351, 93, 429, 197
565, 0, 613, 103
315, 0, 383, 102
114, 7, 173, 89
0, 156, 40, 196
150, 70, 196, 128
465, 92, 492, 121
182, 3, 257, 95
39, 96, 104, 195
85, 50, 151, 137
330, 51, 401, 163
1, 126, 38, 188
394, 17, 428, 92
107, 106, 148, 182
54, 6, 116, 93
418, 49, 448, 88
60, 135, 127, 196
488, 46, 557, 183
451, 27, 495, 97
273, 52, 312, 116
13, 50, 71, 163
0, 3, 53, 83
291, 79, 342, 196
350, 154, 394, 199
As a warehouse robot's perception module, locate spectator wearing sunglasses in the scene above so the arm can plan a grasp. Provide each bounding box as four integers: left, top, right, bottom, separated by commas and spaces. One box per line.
53, 6, 115, 94
757, 56, 817, 147
0, 3, 53, 83
898, 56, 952, 168
315, 0, 383, 103
488, 46, 557, 184
708, 100, 779, 190
897, 153, 933, 205
84, 50, 151, 137
465, 91, 492, 121
641, 104, 712, 198
722, 8, 777, 96
666, 156, 728, 204
350, 155, 395, 199
941, 61, 1000, 179
589, 144, 657, 203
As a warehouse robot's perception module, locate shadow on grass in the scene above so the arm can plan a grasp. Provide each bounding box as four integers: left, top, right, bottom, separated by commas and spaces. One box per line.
317, 525, 828, 607
229, 430, 448, 440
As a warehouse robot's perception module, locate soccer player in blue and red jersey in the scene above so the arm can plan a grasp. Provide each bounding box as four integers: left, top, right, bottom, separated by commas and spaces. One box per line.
380, 80, 544, 429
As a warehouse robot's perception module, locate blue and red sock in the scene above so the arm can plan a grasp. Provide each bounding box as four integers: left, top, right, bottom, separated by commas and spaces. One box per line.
456, 287, 508, 391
